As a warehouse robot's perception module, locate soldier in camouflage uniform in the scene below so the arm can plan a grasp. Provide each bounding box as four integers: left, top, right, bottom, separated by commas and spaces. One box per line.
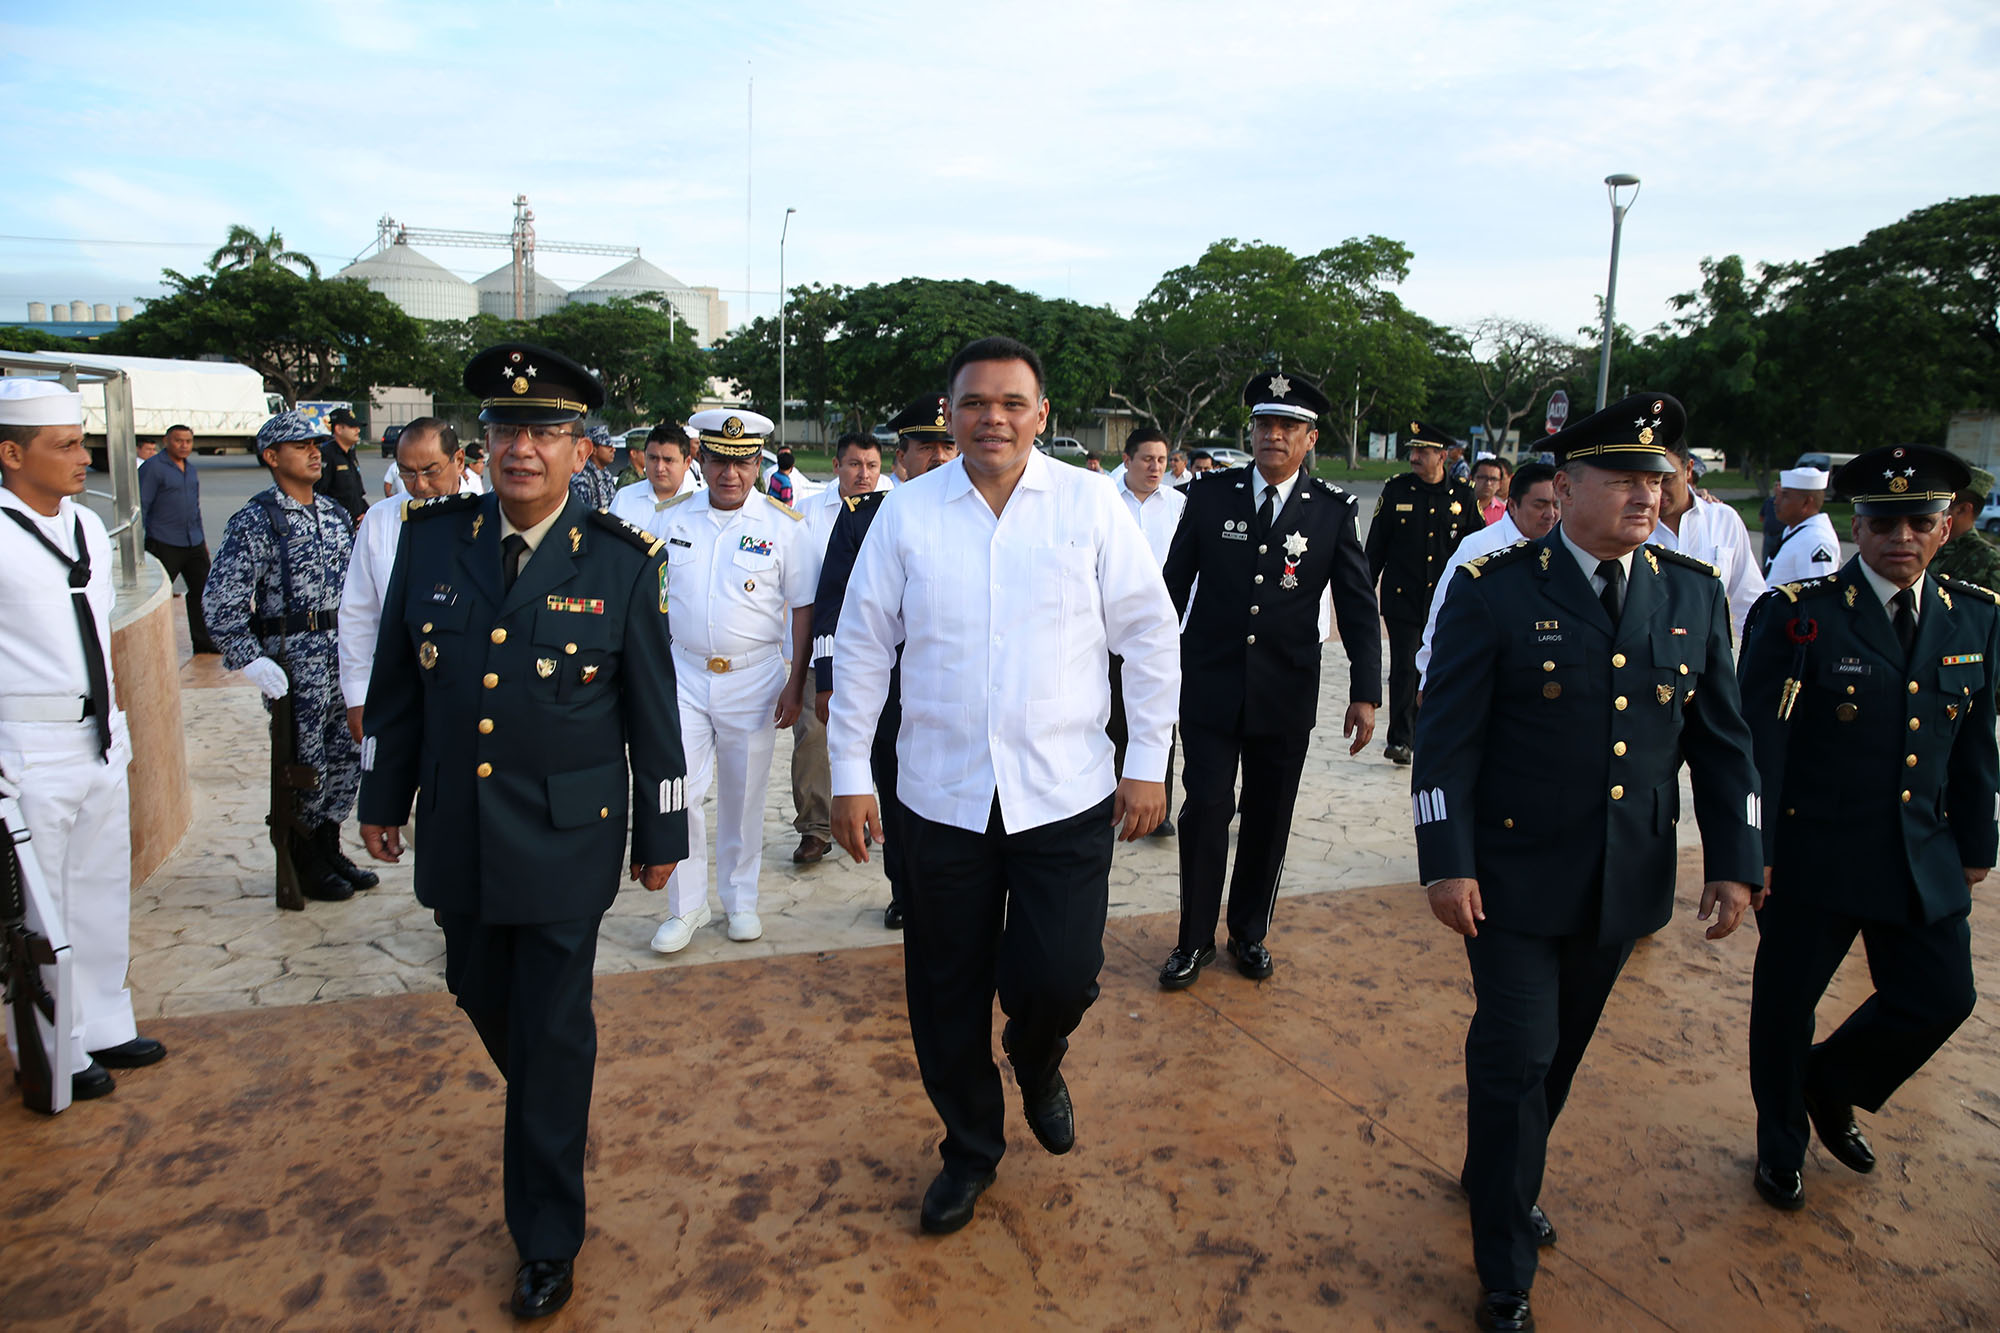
205, 410, 373, 901
569, 425, 622, 510
1928, 465, 2000, 592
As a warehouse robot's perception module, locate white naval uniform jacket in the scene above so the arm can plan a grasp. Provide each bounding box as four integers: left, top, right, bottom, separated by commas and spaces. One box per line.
0, 488, 118, 723
659, 490, 818, 664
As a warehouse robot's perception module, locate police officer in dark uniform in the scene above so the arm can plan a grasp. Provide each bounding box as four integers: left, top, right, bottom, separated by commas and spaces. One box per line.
812, 394, 959, 929
1739, 443, 1999, 1213
1157, 370, 1381, 988
1412, 392, 1762, 1333
314, 406, 371, 528
1366, 420, 1484, 764
357, 343, 689, 1321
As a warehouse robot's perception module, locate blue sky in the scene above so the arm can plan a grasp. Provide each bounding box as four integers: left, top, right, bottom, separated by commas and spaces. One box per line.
3, 0, 1995, 349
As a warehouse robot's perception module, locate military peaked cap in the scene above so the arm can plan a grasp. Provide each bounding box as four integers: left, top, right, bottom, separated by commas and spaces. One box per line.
888, 394, 952, 442
1242, 370, 1330, 423
1546, 390, 1682, 474
465, 342, 605, 425
1833, 443, 1969, 516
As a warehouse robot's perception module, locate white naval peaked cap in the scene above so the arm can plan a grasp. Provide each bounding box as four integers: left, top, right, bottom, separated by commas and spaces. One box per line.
1778, 466, 1829, 491
0, 377, 84, 427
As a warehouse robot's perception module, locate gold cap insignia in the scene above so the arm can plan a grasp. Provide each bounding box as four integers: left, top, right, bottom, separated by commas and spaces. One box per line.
1638, 427, 1654, 445
512, 377, 529, 395
722, 416, 744, 439
1888, 476, 1909, 493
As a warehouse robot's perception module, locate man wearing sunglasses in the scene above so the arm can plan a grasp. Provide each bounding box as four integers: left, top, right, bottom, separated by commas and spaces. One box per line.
1739, 442, 2000, 1213
357, 343, 689, 1320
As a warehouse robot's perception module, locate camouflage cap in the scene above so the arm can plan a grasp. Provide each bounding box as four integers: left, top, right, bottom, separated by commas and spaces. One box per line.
1964, 466, 1995, 504
255, 410, 332, 454
586, 424, 615, 449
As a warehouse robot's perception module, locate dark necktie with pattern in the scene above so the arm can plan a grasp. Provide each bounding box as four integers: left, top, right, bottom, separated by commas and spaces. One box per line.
1892, 585, 1916, 659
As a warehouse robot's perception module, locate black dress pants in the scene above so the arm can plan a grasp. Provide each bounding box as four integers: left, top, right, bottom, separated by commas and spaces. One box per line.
1175, 720, 1310, 951
901, 795, 1114, 1179
869, 671, 907, 912
439, 911, 602, 1262
1106, 655, 1176, 820
146, 538, 217, 652
1384, 617, 1424, 750
1748, 896, 1976, 1171
1461, 925, 1634, 1292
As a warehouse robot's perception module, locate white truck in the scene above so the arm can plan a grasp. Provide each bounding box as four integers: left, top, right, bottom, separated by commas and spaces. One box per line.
0, 350, 284, 467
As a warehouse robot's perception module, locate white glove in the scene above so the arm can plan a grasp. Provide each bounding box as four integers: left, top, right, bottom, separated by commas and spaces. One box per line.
242, 656, 290, 700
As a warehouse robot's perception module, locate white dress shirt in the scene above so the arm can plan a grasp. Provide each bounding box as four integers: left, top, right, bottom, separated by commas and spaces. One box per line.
1560, 523, 1634, 603
828, 451, 1181, 834
0, 487, 117, 716
1656, 495, 1766, 641
1416, 510, 1524, 685
338, 477, 481, 708
1766, 510, 1841, 587
1115, 473, 1187, 567
660, 491, 818, 662
1858, 559, 1923, 626
609, 470, 701, 540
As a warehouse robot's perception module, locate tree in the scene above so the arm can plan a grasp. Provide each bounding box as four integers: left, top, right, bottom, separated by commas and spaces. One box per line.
0, 327, 89, 354
532, 298, 707, 428
1452, 317, 1588, 459
104, 262, 436, 403
206, 224, 320, 279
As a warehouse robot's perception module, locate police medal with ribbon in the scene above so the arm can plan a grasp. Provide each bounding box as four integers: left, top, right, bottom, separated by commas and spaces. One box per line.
1281, 531, 1308, 589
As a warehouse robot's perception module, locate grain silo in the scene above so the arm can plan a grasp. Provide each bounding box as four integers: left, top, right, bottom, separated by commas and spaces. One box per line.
474, 262, 569, 319
335, 238, 478, 321
572, 257, 724, 345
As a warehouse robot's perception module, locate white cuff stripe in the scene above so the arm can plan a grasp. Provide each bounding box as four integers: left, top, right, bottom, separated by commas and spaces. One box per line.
1413, 787, 1447, 827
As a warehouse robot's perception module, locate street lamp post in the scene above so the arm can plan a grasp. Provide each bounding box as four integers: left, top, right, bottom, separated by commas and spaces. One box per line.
778, 206, 796, 448
1595, 173, 1641, 411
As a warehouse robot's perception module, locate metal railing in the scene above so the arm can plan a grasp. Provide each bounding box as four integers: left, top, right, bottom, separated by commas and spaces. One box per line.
0, 353, 142, 589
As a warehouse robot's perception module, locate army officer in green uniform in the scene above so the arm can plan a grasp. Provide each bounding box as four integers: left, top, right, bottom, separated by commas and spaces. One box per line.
358, 343, 689, 1321
1739, 443, 1999, 1212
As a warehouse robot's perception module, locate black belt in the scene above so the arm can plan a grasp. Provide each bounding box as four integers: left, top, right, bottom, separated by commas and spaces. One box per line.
252, 608, 339, 635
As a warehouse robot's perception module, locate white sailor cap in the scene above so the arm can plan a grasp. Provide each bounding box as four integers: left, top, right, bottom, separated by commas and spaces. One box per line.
0, 378, 84, 427
688, 408, 775, 459
1778, 466, 1829, 491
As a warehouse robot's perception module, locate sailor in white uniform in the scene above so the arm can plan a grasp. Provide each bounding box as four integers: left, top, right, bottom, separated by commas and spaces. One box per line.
609, 422, 705, 542
648, 409, 818, 953
1765, 464, 1841, 588
0, 379, 164, 1101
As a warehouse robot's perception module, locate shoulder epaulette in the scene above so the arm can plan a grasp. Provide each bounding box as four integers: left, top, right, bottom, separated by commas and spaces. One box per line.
1768, 574, 1842, 604
1939, 576, 2000, 606
843, 490, 889, 515
588, 508, 665, 556
1647, 544, 1719, 577
659, 491, 695, 509
1461, 539, 1531, 579
764, 493, 803, 521
402, 493, 481, 522
1311, 476, 1351, 501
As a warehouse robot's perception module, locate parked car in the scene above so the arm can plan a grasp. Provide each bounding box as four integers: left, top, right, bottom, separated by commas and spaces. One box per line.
1204, 447, 1253, 469
1979, 493, 2000, 534
378, 424, 403, 459
870, 423, 898, 448
1033, 436, 1085, 457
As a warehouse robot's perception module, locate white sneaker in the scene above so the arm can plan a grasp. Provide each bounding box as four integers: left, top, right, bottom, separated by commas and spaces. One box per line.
726, 912, 763, 942
649, 905, 711, 954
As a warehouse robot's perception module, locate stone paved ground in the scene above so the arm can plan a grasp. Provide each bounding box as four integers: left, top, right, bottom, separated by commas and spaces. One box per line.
140, 604, 1699, 1018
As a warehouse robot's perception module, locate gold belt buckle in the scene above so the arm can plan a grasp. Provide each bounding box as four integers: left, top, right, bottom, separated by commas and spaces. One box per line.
707, 656, 730, 674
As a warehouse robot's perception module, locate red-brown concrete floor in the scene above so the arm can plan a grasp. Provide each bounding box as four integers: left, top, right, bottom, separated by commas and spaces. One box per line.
5, 854, 1997, 1331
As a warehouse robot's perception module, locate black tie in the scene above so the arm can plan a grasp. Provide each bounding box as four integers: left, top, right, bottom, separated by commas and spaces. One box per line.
1892, 586, 1917, 659
3, 510, 112, 759
1596, 558, 1625, 625
1256, 484, 1277, 538
502, 533, 529, 591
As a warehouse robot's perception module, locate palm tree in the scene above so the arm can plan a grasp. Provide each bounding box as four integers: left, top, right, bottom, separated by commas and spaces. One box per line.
208, 225, 320, 279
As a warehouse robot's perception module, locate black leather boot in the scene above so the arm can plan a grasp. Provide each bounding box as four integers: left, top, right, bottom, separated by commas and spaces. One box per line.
316, 822, 379, 890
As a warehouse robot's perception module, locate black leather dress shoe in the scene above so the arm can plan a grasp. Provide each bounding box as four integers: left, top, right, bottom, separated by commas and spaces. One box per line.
71, 1062, 115, 1101
1019, 1069, 1075, 1155
1227, 936, 1274, 980
883, 902, 906, 930
1804, 1087, 1875, 1174
510, 1259, 573, 1320
919, 1168, 996, 1235
1529, 1204, 1556, 1247
1385, 744, 1414, 766
1754, 1161, 1805, 1211
1476, 1288, 1533, 1331
1158, 944, 1215, 990
88, 1037, 166, 1069
1147, 818, 1176, 838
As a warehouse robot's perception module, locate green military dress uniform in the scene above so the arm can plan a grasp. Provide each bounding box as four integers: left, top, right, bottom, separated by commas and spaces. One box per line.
356, 344, 690, 1297
1739, 443, 1999, 1203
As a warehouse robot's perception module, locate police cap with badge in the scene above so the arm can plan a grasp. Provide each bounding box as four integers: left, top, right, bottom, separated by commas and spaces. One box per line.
887, 394, 952, 443
1545, 391, 1684, 473
1242, 369, 1331, 423
1404, 419, 1456, 458
464, 342, 605, 424
688, 407, 774, 461
1832, 444, 1969, 516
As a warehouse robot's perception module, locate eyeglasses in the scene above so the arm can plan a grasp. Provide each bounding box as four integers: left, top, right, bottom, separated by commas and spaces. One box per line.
396, 462, 453, 483
1862, 515, 1942, 536
486, 424, 578, 446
